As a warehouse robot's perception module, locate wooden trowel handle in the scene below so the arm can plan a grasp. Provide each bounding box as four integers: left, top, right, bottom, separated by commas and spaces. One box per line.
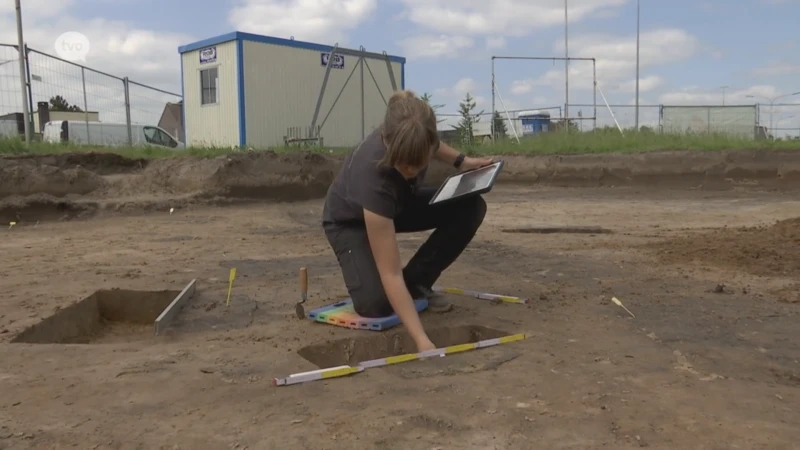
299, 267, 308, 297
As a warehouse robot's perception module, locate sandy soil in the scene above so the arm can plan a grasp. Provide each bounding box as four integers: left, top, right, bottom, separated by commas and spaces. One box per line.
0, 150, 799, 449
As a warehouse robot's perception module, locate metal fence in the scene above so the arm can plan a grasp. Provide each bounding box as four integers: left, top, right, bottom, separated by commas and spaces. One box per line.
0, 43, 182, 145
759, 102, 800, 139
436, 102, 800, 140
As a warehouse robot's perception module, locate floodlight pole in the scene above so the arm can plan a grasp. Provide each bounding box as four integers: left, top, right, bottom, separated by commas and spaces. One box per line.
634, 0, 640, 131
15, 0, 31, 145
491, 57, 496, 140
564, 0, 569, 127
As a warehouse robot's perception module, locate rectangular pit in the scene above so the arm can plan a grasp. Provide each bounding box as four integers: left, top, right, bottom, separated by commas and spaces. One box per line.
11, 288, 180, 344
297, 325, 511, 368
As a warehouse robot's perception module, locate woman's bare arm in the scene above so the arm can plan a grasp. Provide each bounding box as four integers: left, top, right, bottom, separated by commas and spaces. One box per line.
363, 208, 433, 350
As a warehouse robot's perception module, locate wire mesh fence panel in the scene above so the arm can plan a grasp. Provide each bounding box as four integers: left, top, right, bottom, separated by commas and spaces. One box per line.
0, 44, 26, 136
437, 107, 563, 144
578, 104, 660, 131
0, 44, 182, 146
127, 80, 182, 141
761, 103, 800, 139
662, 105, 756, 137
26, 49, 130, 144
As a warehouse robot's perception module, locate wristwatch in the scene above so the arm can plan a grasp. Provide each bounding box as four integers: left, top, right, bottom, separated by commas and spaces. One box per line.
454, 153, 466, 169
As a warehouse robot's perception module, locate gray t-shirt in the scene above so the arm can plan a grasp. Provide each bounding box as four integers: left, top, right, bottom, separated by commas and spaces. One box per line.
322, 128, 428, 224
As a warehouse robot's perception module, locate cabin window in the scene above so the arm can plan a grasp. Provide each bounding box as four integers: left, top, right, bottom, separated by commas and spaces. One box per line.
200, 67, 218, 105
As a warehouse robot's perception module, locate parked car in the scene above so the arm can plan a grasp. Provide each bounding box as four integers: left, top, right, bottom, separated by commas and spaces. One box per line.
43, 120, 184, 149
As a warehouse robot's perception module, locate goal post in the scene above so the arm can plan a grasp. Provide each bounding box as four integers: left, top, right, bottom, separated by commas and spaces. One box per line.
490, 56, 597, 140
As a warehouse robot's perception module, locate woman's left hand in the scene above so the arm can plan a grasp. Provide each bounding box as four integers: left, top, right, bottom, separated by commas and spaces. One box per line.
461, 156, 495, 171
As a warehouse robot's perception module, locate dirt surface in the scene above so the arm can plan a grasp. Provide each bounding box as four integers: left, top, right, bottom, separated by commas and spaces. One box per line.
0, 150, 799, 449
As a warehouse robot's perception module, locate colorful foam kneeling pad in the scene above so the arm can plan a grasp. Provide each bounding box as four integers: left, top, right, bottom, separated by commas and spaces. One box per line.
306, 298, 428, 331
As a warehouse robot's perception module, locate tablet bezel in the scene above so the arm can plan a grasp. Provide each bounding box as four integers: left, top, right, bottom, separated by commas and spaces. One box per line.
428, 160, 505, 205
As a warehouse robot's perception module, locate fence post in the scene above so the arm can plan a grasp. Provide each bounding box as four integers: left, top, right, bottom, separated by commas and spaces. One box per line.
81, 67, 90, 145
23, 43, 34, 135
123, 76, 132, 146
707, 107, 711, 134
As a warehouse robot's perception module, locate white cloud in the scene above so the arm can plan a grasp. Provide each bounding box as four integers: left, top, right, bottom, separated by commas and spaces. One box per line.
657, 85, 779, 104
752, 61, 800, 77
486, 36, 505, 50
507, 28, 699, 96
400, 0, 628, 36
432, 77, 489, 128
615, 75, 665, 94
0, 7, 189, 125
228, 0, 377, 44
398, 35, 473, 59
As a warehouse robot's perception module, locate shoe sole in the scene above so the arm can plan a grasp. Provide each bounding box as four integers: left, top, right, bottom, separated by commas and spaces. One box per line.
428, 302, 453, 313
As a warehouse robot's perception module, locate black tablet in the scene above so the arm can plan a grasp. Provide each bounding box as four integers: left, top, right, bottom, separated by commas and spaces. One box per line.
429, 160, 505, 205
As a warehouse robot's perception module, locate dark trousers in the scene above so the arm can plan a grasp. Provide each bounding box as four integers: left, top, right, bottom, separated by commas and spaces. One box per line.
323, 188, 487, 317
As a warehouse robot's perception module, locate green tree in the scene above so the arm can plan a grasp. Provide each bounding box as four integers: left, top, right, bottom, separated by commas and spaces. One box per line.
420, 92, 446, 124
49, 95, 82, 112
452, 92, 483, 145
492, 111, 507, 139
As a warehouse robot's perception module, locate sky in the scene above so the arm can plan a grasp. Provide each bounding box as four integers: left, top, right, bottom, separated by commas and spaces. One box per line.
0, 0, 799, 135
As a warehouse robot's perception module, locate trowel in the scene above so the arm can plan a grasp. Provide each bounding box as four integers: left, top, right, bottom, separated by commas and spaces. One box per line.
295, 267, 308, 319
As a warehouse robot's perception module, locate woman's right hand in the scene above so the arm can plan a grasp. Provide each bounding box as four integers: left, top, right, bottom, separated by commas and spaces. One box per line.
415, 336, 436, 352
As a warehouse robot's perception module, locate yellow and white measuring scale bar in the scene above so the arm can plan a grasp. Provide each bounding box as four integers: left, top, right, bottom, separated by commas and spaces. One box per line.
273, 333, 526, 386
432, 286, 529, 304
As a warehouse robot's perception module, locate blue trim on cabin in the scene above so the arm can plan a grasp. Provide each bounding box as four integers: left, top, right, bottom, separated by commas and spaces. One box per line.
178, 32, 239, 54
179, 54, 187, 146
236, 38, 246, 147
178, 31, 406, 64
401, 64, 405, 90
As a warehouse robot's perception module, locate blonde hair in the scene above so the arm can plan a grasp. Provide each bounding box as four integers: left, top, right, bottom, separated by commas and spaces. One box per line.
379, 90, 439, 168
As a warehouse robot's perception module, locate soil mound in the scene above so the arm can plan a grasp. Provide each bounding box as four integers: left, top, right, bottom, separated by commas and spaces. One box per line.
3, 148, 800, 207
3, 152, 148, 175
648, 217, 800, 277
104, 151, 339, 201
0, 160, 107, 199
0, 194, 97, 223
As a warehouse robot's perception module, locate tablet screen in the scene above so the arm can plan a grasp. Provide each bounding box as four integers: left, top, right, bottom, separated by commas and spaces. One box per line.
430, 161, 503, 204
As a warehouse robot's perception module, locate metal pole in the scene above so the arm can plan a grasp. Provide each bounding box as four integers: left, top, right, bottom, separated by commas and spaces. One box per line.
123, 77, 132, 146
769, 99, 775, 138
491, 57, 496, 141
564, 0, 569, 130
81, 67, 90, 144
311, 44, 339, 136
360, 50, 365, 140
593, 59, 597, 131
15, 0, 31, 145
24, 44, 34, 134
721, 85, 728, 105
634, 0, 639, 131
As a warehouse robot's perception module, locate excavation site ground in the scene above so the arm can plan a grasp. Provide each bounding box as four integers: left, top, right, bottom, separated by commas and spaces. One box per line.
0, 149, 799, 449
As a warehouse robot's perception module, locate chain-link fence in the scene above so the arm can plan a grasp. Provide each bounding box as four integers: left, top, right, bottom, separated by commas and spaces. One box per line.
0, 43, 182, 145
759, 102, 800, 139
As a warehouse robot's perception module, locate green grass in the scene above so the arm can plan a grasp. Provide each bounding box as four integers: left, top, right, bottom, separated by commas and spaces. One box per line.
2, 129, 799, 160
469, 128, 800, 156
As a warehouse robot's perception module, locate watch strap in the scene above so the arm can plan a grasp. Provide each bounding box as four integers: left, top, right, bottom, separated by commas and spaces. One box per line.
454, 153, 466, 169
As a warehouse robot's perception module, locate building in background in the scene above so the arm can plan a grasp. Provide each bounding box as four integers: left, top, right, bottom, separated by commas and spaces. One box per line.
158, 101, 184, 142
177, 32, 405, 149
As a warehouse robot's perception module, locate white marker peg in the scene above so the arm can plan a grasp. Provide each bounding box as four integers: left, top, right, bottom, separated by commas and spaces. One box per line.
611, 296, 635, 318
169, 208, 174, 215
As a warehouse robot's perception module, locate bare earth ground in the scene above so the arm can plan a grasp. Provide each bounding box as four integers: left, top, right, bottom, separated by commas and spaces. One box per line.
0, 150, 799, 449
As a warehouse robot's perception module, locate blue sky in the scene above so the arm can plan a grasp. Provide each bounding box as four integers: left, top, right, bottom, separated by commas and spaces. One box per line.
0, 0, 798, 132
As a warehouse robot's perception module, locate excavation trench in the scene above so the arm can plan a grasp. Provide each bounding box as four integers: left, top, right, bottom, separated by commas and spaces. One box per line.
297, 325, 511, 368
